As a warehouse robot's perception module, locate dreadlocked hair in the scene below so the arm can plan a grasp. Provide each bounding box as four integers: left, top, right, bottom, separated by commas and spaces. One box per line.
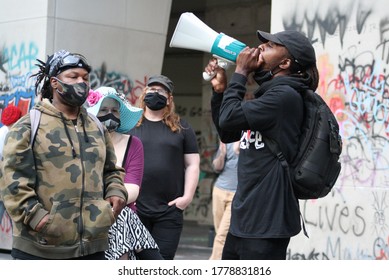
136, 87, 182, 132
306, 64, 319, 91
30, 58, 53, 101
288, 56, 320, 93
285, 50, 319, 92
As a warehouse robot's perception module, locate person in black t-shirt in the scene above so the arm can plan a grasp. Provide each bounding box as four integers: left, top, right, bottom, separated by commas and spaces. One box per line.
130, 75, 200, 260
205, 30, 319, 260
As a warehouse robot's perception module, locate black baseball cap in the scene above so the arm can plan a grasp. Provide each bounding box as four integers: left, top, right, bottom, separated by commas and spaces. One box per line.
147, 75, 174, 93
257, 30, 316, 69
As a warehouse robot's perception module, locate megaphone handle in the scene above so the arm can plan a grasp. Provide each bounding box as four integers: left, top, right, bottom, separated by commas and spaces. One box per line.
203, 71, 216, 81
203, 57, 232, 81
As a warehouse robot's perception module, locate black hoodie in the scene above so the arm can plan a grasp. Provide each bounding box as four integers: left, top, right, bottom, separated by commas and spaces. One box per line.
211, 72, 307, 238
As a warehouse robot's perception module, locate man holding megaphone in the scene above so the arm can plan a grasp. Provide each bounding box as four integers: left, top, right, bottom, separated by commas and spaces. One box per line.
206, 30, 319, 260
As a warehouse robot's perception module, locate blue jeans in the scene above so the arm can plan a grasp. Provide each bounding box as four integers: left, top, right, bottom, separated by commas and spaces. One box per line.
138, 207, 183, 260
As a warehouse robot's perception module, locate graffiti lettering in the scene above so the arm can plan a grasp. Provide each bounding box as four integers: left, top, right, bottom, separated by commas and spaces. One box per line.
4, 42, 39, 72
303, 200, 366, 236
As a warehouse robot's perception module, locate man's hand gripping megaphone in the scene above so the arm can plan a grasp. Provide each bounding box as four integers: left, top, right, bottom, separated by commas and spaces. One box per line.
202, 55, 232, 81
204, 46, 261, 93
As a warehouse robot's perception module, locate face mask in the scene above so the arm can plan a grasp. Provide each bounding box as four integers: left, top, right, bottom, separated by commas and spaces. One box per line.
254, 62, 288, 86
144, 92, 167, 111
253, 69, 274, 85
97, 113, 121, 132
254, 58, 290, 86
54, 78, 90, 107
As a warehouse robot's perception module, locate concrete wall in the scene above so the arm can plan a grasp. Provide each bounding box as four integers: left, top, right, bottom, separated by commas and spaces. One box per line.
0, 0, 172, 250
0, 0, 48, 115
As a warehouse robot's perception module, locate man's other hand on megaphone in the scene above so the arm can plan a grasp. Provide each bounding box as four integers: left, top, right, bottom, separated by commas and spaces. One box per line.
205, 46, 261, 93
204, 57, 227, 93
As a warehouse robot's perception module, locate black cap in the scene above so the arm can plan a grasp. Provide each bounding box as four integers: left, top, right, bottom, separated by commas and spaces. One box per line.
257, 30, 316, 69
147, 75, 174, 93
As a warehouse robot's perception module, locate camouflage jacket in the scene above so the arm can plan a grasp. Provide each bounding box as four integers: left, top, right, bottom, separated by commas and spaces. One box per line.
0, 99, 127, 259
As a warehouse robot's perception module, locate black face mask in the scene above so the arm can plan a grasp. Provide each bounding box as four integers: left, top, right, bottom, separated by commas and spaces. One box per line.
97, 113, 121, 132
253, 69, 274, 85
253, 60, 287, 86
144, 92, 167, 111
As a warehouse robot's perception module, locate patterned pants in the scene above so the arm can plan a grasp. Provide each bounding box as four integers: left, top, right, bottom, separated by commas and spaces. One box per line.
105, 206, 159, 260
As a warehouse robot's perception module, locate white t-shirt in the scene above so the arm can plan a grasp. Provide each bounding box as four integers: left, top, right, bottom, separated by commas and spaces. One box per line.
0, 125, 9, 159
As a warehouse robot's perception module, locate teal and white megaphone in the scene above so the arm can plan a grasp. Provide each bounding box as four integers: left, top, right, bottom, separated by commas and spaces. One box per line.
169, 12, 247, 80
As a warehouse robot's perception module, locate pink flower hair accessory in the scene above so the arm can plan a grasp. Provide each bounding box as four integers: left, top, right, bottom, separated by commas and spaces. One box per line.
87, 89, 103, 107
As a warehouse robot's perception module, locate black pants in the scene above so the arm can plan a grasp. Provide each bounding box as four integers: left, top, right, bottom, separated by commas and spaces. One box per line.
138, 207, 184, 260
222, 232, 290, 260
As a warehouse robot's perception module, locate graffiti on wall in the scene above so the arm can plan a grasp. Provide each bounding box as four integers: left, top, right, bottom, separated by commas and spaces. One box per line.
288, 190, 389, 260
89, 62, 147, 106
275, 0, 389, 259
0, 41, 40, 250
0, 42, 38, 117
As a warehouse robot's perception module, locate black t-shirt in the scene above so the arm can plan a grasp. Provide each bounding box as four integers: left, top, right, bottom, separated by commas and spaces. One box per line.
130, 118, 198, 216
